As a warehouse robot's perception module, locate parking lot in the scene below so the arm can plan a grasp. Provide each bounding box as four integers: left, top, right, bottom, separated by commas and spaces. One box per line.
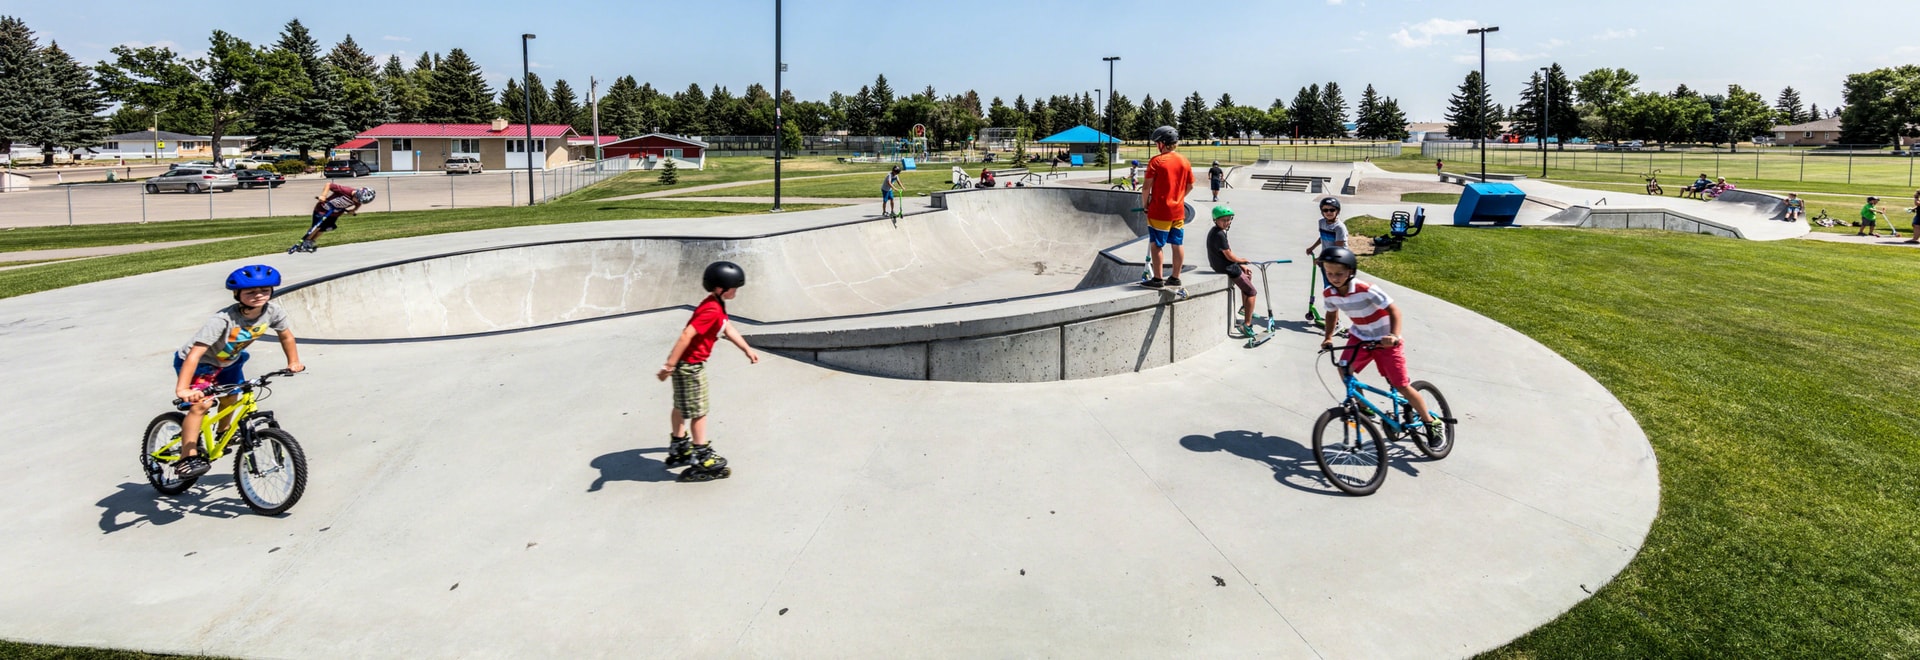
0, 160, 630, 229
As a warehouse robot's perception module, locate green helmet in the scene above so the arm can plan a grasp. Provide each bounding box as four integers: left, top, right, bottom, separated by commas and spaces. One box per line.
1210, 205, 1235, 221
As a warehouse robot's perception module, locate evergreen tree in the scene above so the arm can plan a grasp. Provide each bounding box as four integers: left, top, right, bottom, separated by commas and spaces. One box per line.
657, 155, 678, 184
550, 79, 579, 127
1354, 84, 1386, 140
871, 74, 894, 118
1157, 99, 1174, 136
1543, 63, 1577, 148
379, 54, 427, 122
597, 75, 641, 137
1775, 86, 1807, 125
0, 16, 52, 159
34, 42, 109, 160
1288, 85, 1320, 140
425, 48, 493, 123
273, 18, 321, 79
1444, 70, 1497, 140
1265, 99, 1291, 138
498, 77, 523, 121
1177, 91, 1208, 140
326, 34, 377, 80
1318, 82, 1348, 138
253, 63, 352, 159
1513, 71, 1546, 142
1132, 94, 1156, 139
1374, 96, 1409, 140
671, 82, 707, 134
1720, 84, 1774, 151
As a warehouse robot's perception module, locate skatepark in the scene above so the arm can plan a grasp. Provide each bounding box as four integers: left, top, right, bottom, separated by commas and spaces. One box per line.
0, 163, 1673, 657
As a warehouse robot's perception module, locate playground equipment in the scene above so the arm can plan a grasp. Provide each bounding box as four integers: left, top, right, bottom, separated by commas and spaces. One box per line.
1453, 182, 1525, 226
1374, 208, 1427, 251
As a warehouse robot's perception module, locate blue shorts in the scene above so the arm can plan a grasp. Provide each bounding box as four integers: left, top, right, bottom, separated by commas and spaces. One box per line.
172, 351, 249, 389
882, 188, 895, 201
1210, 180, 1222, 190
1148, 226, 1184, 247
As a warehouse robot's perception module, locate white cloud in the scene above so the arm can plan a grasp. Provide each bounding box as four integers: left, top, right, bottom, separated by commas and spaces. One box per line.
382, 35, 411, 42
1390, 18, 1479, 48
1542, 38, 1569, 49
1327, 0, 1345, 4
1592, 28, 1638, 41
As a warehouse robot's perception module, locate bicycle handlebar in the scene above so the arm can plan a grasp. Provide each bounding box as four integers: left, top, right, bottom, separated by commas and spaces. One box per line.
173, 369, 300, 406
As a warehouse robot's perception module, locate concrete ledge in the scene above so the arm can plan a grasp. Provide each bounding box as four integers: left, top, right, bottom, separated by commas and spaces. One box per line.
1542, 206, 1745, 238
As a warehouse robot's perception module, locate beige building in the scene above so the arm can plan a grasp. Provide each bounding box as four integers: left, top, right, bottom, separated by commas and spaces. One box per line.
334, 120, 580, 172
1770, 117, 1843, 147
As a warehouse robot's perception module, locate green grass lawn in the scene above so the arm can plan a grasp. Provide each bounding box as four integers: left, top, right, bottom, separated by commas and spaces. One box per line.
669, 168, 958, 199
1400, 192, 1460, 204
0, 199, 827, 300
1344, 217, 1920, 657
1523, 179, 1920, 235
564, 155, 902, 201
1379, 151, 1920, 196
0, 640, 213, 659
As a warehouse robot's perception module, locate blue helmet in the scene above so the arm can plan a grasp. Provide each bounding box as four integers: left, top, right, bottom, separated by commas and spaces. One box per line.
225, 264, 282, 291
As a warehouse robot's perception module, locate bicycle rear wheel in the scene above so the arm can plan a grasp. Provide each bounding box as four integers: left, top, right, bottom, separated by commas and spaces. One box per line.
235, 428, 308, 515
1312, 408, 1388, 496
141, 412, 196, 495
1407, 381, 1455, 459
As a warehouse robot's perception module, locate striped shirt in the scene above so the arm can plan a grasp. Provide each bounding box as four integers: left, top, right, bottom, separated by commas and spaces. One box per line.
1323, 280, 1394, 341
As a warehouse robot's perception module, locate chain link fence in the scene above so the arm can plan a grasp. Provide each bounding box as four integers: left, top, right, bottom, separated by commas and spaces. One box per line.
1420, 141, 1920, 187
0, 158, 634, 229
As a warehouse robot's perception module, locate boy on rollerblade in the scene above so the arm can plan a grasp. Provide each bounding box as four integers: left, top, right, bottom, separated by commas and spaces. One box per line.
1205, 205, 1260, 337
1316, 247, 1436, 428
655, 261, 760, 482
170, 265, 305, 479
292, 183, 373, 253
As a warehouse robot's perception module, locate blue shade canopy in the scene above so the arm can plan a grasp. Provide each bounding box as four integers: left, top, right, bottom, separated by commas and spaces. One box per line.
1037, 125, 1121, 143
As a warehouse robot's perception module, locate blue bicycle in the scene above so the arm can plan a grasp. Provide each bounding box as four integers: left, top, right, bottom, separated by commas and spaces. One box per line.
1311, 343, 1457, 496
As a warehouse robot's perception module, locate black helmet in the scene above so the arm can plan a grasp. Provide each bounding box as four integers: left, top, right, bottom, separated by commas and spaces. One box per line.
702, 261, 746, 291
1317, 247, 1358, 270
1150, 126, 1178, 145
1319, 196, 1342, 212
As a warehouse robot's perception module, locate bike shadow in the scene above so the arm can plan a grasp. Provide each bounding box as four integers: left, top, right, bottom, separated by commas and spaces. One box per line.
96, 477, 253, 533
1179, 429, 1428, 496
587, 447, 680, 491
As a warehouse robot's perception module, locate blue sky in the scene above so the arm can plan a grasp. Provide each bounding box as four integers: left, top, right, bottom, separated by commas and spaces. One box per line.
11, 1, 1912, 122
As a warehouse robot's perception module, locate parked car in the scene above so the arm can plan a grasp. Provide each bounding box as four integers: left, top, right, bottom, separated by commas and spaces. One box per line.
1622, 140, 1645, 151
170, 160, 220, 171
443, 156, 483, 174
235, 168, 285, 188
226, 158, 271, 169
323, 159, 377, 178
1593, 142, 1615, 152
144, 168, 238, 194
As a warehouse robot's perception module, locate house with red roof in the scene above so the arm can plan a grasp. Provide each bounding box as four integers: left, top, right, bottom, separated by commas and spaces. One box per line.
602, 134, 708, 170
333, 119, 581, 173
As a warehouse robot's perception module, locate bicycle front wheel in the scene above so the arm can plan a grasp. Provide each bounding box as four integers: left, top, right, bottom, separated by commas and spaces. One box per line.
1312, 408, 1388, 496
235, 428, 308, 515
1407, 381, 1455, 459
141, 412, 196, 495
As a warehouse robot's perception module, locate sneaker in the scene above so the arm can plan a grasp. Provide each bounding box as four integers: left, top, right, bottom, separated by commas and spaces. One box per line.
1234, 324, 1255, 339
1166, 276, 1183, 287
1141, 277, 1165, 289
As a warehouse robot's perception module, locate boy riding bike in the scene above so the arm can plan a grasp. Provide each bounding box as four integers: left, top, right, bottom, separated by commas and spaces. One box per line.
1316, 247, 1436, 429
291, 183, 374, 253
171, 265, 305, 479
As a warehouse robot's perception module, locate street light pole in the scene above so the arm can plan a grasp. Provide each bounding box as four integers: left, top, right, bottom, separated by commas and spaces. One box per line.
590, 76, 602, 162
521, 33, 537, 206
1467, 25, 1499, 183
1103, 56, 1120, 186
773, 0, 784, 212
1539, 66, 1550, 178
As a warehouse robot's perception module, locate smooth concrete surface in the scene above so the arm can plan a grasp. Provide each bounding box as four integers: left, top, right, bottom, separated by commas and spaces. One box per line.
0, 176, 1660, 658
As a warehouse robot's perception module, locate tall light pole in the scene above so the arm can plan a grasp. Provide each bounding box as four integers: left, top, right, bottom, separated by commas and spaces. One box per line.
1103, 56, 1120, 186
590, 76, 602, 162
1539, 65, 1550, 178
1467, 25, 1498, 183
521, 33, 537, 206
772, 0, 784, 212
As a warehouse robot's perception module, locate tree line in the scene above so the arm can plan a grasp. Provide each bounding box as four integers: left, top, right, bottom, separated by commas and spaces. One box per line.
5, 15, 1917, 166
1443, 63, 1920, 151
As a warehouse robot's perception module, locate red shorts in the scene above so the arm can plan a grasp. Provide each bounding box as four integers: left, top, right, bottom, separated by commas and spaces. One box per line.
1342, 342, 1410, 388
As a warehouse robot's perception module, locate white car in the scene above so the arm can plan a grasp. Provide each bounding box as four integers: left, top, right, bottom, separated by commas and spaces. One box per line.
226, 158, 271, 169
443, 156, 483, 174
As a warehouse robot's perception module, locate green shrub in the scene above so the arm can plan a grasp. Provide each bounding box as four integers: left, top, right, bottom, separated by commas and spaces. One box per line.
272, 160, 309, 175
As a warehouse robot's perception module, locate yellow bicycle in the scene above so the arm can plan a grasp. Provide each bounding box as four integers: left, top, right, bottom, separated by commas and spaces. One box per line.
140, 369, 308, 515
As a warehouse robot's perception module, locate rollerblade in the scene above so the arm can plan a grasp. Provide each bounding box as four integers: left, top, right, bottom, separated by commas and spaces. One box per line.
663, 435, 693, 469
677, 443, 731, 482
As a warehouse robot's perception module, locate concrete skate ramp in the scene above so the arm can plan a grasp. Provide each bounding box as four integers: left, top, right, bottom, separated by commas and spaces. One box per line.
277, 188, 1144, 341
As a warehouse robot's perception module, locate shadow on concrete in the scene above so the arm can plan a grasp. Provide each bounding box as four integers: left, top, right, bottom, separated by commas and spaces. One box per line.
587, 447, 680, 491
96, 477, 251, 533
1181, 428, 1430, 496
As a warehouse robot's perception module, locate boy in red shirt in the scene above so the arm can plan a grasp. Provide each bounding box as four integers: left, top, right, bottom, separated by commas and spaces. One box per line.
290, 183, 371, 253
1140, 126, 1194, 288
655, 261, 760, 482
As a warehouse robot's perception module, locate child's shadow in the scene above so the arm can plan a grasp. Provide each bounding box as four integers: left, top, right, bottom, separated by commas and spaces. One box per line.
587, 447, 680, 491
96, 476, 253, 533
1180, 428, 1425, 496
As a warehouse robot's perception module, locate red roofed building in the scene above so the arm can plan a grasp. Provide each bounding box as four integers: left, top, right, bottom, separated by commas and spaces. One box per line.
333, 120, 581, 172
602, 134, 708, 170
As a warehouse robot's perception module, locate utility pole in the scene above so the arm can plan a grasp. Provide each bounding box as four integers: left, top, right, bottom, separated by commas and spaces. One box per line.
590, 76, 602, 162
1103, 56, 1120, 186
1539, 66, 1550, 178
521, 34, 537, 206
772, 0, 784, 212
1467, 25, 1500, 183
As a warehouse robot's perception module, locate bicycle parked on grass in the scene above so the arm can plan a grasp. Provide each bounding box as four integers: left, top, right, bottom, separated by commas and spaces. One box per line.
1643, 169, 1664, 196
141, 369, 308, 515
1310, 343, 1457, 496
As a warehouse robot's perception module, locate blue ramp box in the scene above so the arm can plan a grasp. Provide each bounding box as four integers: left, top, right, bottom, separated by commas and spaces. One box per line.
1453, 182, 1526, 226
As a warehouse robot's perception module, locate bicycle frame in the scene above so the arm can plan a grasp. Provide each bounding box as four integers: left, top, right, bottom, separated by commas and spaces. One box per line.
149, 387, 273, 463
1334, 354, 1414, 436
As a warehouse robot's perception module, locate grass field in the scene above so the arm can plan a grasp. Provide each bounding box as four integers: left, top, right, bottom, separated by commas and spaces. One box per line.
0, 199, 827, 300
1401, 146, 1920, 191
0, 640, 209, 659
669, 168, 957, 198
1345, 217, 1920, 657
1400, 192, 1461, 204
563, 155, 901, 201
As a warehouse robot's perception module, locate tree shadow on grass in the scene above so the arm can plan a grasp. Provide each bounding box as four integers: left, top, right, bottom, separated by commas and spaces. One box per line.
96, 476, 252, 533
587, 447, 680, 491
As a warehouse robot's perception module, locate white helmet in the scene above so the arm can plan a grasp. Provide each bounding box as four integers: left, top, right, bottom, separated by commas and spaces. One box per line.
355, 187, 376, 204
